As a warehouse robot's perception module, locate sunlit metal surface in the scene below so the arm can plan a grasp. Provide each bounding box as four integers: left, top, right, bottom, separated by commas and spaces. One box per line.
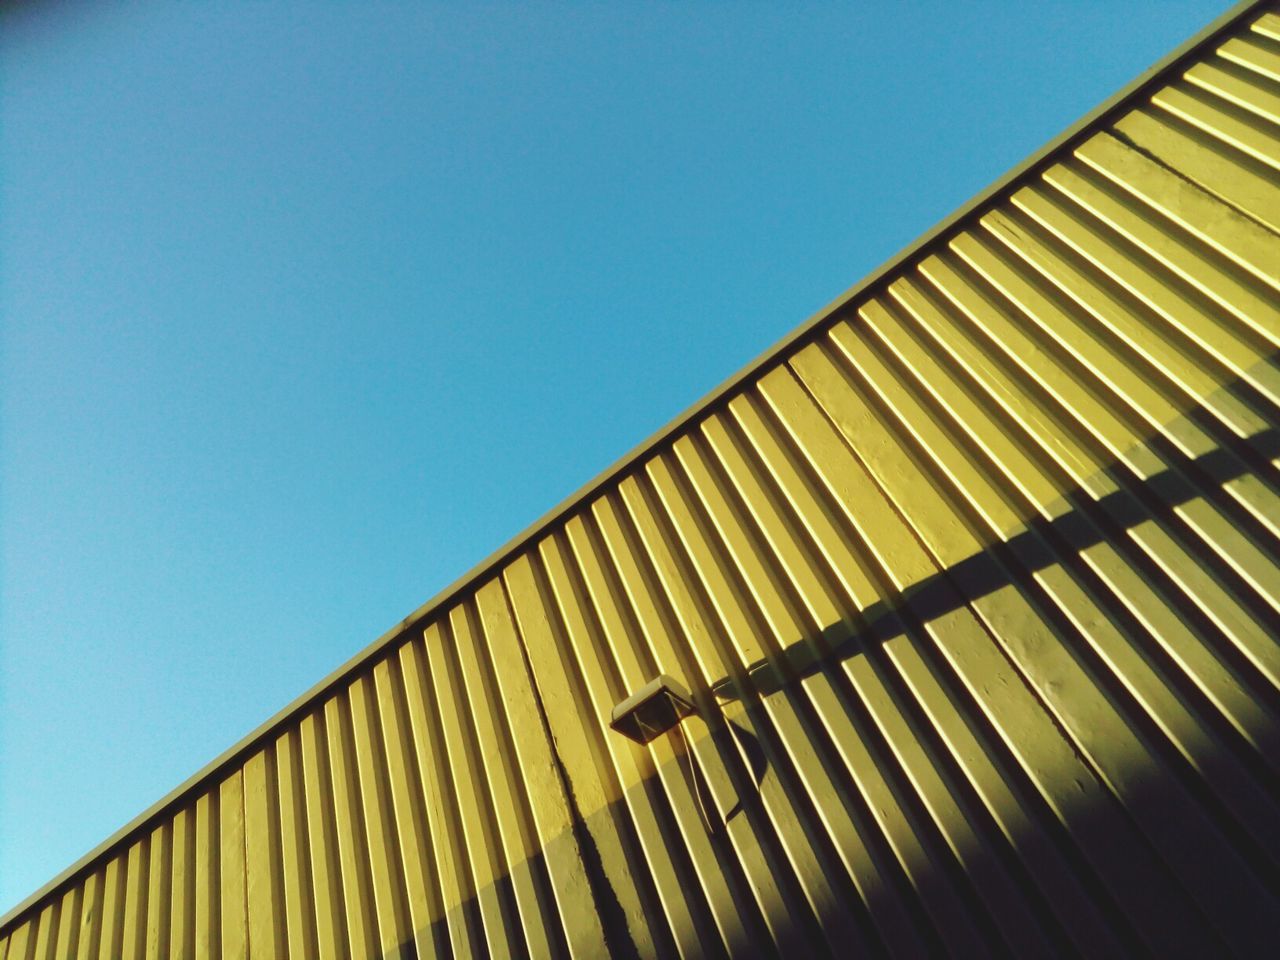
3, 3, 1279, 957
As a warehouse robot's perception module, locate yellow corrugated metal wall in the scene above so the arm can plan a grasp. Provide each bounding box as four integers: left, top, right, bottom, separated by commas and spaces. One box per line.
4, 5, 1279, 958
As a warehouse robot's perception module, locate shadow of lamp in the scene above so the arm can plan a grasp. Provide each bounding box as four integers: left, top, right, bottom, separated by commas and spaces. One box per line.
610, 675, 720, 836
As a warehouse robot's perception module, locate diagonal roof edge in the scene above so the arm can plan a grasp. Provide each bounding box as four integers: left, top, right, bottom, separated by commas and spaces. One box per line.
2, 0, 1269, 934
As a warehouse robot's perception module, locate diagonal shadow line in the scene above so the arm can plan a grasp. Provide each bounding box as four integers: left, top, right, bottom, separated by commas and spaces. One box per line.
712, 408, 1280, 707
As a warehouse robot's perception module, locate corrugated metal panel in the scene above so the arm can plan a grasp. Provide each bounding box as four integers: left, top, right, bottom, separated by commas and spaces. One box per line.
4, 4, 1279, 957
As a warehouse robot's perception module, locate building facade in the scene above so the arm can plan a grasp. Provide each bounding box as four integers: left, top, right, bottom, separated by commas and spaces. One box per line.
4, 2, 1280, 956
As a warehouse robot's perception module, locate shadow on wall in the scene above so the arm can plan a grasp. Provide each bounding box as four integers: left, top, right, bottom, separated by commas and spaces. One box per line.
381, 372, 1280, 958
380, 699, 1280, 958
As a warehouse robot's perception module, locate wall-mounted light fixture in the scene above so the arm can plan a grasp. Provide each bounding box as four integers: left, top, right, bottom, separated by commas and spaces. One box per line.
609, 674, 696, 744
611, 675, 719, 836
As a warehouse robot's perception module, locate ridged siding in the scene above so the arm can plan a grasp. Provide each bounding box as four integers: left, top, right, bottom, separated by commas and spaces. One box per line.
4, 6, 1280, 958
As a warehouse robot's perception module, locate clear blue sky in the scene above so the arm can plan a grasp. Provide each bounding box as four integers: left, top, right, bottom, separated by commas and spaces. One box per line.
1, 0, 1232, 914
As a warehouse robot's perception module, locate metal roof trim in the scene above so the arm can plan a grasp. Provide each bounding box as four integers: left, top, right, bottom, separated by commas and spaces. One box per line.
2, 0, 1269, 934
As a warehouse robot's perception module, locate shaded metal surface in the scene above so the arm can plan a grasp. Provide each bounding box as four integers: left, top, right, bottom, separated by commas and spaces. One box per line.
4, 4, 1280, 956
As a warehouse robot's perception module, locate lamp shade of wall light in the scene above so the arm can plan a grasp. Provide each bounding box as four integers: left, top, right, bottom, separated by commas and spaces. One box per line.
609, 675, 696, 744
